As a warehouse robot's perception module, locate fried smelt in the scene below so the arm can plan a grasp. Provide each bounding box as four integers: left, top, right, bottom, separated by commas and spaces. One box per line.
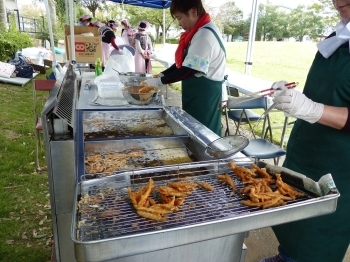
136, 210, 166, 222
158, 186, 192, 197
138, 178, 155, 207
251, 163, 272, 179
139, 86, 156, 93
196, 181, 214, 191
216, 173, 236, 192
160, 194, 186, 207
167, 181, 197, 192
275, 173, 305, 199
225, 173, 236, 191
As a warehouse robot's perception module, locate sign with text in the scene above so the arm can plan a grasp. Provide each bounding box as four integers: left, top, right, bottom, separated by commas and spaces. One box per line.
66, 35, 102, 63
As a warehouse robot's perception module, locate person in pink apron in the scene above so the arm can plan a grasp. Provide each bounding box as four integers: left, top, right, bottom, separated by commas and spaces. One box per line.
121, 19, 135, 46
134, 21, 153, 73
93, 20, 121, 66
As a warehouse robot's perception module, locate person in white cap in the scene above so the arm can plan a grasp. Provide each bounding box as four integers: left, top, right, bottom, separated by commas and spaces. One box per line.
121, 19, 135, 46
77, 14, 93, 27
134, 20, 153, 73
93, 20, 122, 66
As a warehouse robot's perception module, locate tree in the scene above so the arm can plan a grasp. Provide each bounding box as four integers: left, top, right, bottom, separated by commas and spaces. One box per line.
216, 1, 243, 41
256, 3, 288, 41
78, 0, 105, 18
288, 5, 325, 41
310, 0, 339, 35
123, 5, 176, 43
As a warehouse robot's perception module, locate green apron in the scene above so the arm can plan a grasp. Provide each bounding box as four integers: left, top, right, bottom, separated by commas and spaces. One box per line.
272, 48, 350, 262
182, 26, 226, 136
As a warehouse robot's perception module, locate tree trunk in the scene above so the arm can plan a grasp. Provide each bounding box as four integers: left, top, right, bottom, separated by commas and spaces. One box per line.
0, 0, 7, 30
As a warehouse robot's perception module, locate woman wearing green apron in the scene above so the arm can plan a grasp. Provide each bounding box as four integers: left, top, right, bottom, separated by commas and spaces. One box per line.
143, 0, 226, 136
261, 1, 350, 261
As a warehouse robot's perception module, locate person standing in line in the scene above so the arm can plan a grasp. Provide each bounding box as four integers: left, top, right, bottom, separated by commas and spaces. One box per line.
77, 14, 93, 26
260, 0, 350, 261
121, 19, 135, 46
93, 20, 122, 66
134, 21, 153, 73
143, 0, 227, 136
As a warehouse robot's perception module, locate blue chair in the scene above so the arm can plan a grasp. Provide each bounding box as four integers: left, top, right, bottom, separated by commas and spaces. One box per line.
223, 94, 286, 165
224, 95, 272, 140
241, 138, 286, 165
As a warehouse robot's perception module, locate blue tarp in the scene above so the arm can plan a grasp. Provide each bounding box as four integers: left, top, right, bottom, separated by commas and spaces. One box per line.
107, 0, 171, 9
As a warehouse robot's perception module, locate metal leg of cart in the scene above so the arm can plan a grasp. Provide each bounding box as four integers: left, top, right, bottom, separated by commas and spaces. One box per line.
240, 243, 247, 262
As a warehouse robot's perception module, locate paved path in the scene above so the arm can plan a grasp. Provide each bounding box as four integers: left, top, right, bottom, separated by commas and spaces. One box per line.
159, 84, 350, 262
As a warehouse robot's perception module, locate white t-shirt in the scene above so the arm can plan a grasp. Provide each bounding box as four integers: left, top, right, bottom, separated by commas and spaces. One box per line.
182, 22, 227, 102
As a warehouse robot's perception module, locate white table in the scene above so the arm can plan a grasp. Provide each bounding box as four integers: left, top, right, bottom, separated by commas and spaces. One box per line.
76, 72, 165, 110
0, 72, 39, 86
224, 68, 273, 96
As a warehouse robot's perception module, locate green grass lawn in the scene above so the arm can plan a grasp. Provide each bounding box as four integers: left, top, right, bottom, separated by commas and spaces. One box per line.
0, 41, 318, 261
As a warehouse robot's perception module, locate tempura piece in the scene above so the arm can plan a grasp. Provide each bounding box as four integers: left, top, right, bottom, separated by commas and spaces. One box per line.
196, 181, 214, 191
167, 181, 197, 192
275, 173, 305, 199
139, 86, 156, 93
137, 210, 167, 222
216, 173, 236, 192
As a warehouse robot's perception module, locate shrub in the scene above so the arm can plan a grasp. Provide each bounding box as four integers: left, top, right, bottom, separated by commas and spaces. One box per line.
0, 31, 33, 62
166, 38, 178, 44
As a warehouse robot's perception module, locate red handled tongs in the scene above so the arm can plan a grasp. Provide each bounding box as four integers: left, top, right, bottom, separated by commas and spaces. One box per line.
222, 82, 298, 106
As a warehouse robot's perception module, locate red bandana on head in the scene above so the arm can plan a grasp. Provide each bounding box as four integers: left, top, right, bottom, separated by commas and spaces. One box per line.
175, 13, 211, 68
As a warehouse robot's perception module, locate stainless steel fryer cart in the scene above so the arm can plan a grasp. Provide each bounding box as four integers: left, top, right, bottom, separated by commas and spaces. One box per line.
42, 66, 250, 262
72, 161, 339, 262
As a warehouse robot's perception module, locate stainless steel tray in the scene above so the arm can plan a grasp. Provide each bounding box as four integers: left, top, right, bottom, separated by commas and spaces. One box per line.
81, 137, 196, 177
81, 108, 188, 140
71, 160, 339, 261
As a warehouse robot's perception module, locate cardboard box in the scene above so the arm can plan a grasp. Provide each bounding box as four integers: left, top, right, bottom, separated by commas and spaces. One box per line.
64, 25, 102, 63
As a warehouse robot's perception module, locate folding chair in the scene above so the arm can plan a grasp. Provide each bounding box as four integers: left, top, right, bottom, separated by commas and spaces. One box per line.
224, 95, 286, 165
224, 94, 272, 140
33, 79, 56, 170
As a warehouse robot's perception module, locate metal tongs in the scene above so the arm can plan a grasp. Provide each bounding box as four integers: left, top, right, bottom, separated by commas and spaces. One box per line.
222, 82, 298, 106
251, 82, 299, 132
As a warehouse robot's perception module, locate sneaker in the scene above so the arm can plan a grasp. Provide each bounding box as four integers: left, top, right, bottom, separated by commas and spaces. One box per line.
258, 254, 285, 262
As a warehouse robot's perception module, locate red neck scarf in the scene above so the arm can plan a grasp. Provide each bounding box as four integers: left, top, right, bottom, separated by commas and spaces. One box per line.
175, 13, 211, 68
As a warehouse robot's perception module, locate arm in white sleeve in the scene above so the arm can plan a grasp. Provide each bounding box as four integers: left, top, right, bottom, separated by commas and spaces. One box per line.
135, 39, 143, 54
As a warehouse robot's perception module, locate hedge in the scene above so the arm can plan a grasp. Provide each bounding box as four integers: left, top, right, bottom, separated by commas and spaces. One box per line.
0, 31, 33, 62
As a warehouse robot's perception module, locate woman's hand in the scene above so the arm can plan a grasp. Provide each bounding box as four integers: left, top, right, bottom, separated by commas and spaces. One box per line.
273, 89, 324, 123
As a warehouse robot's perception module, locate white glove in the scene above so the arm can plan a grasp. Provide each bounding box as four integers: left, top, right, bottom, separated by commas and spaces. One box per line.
158, 73, 164, 77
272, 89, 324, 123
145, 78, 163, 87
271, 80, 288, 90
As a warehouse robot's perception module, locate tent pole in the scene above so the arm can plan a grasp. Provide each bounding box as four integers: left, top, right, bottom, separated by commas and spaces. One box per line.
244, 0, 259, 75
162, 8, 165, 46
69, 0, 76, 63
43, 0, 57, 66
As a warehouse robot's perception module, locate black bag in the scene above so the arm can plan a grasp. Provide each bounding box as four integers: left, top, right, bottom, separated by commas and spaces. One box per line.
14, 63, 34, 78
8, 55, 34, 78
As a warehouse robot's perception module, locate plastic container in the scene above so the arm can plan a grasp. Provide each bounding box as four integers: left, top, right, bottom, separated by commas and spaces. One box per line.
97, 80, 124, 99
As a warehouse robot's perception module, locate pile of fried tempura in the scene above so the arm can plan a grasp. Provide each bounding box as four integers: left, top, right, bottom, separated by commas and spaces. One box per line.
229, 161, 305, 209
128, 178, 214, 222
